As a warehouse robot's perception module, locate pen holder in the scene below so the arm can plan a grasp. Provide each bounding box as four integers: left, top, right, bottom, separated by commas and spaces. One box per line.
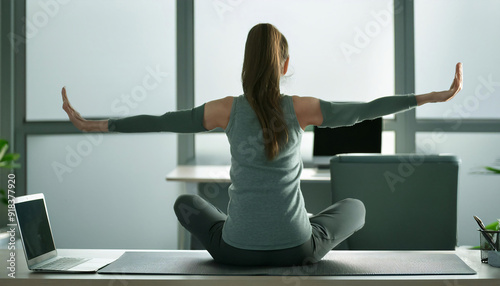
489, 251, 500, 267
478, 229, 500, 263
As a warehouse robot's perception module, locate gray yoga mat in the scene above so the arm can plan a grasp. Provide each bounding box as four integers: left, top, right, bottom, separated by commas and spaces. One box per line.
97, 250, 476, 276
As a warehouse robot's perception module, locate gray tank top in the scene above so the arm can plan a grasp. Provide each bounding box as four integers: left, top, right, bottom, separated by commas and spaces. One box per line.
222, 94, 311, 250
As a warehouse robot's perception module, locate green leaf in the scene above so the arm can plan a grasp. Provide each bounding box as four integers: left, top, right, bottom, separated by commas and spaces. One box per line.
0, 140, 8, 161
0, 188, 7, 204
0, 153, 20, 162
473, 221, 499, 248
485, 221, 499, 231
0, 161, 21, 169
485, 166, 500, 174
0, 188, 7, 206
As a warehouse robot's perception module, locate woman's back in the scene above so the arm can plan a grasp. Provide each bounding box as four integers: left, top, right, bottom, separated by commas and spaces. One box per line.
222, 94, 312, 250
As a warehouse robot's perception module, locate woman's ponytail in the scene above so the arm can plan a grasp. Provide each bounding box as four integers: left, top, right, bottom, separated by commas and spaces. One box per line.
242, 23, 289, 160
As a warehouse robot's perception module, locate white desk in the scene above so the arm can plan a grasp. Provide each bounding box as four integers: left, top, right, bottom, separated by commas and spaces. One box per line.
1, 248, 500, 286
166, 165, 331, 183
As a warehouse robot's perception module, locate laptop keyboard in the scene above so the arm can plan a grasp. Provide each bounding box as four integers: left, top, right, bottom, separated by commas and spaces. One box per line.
34, 257, 90, 270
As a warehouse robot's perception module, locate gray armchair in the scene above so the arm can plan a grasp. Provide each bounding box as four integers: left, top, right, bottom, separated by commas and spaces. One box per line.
330, 154, 459, 250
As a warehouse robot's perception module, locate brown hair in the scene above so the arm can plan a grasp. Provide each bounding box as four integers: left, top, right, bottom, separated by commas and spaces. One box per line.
242, 23, 289, 160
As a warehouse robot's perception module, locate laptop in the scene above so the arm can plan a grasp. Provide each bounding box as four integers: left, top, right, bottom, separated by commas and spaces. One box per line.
14, 193, 116, 272
312, 117, 382, 168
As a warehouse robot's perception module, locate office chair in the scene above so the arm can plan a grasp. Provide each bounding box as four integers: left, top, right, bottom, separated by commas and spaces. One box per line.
330, 154, 459, 250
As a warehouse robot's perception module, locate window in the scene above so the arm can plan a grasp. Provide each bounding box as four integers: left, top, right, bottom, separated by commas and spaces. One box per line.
25, 0, 179, 249
415, 0, 500, 119
27, 133, 180, 249
194, 0, 397, 162
26, 0, 176, 121
194, 0, 395, 104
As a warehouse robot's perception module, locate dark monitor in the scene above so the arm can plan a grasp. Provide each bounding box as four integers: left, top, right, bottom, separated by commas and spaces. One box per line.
313, 117, 382, 166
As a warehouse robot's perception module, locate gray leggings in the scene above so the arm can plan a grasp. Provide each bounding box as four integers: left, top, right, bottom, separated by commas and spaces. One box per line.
174, 194, 365, 266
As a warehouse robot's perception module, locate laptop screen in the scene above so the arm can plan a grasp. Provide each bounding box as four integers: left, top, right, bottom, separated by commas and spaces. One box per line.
313, 117, 382, 158
15, 198, 56, 260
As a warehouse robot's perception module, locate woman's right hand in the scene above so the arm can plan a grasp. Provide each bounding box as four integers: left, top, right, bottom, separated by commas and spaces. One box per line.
416, 62, 463, 106
434, 62, 463, 103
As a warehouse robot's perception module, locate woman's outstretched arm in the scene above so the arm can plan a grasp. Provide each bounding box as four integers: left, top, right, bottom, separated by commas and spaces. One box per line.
62, 87, 231, 132
295, 62, 463, 129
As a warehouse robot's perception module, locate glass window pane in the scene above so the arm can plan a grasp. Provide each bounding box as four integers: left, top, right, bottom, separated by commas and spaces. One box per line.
416, 132, 500, 246
194, 0, 395, 105
26, 0, 176, 121
415, 0, 500, 119
381, 131, 395, 155
27, 133, 181, 249
194, 0, 397, 161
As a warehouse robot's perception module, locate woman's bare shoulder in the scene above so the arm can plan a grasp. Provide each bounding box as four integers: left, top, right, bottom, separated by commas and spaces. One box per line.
203, 96, 234, 130
291, 95, 323, 129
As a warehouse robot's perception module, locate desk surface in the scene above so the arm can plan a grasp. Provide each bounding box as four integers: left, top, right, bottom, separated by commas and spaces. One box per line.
166, 165, 331, 183
1, 248, 500, 286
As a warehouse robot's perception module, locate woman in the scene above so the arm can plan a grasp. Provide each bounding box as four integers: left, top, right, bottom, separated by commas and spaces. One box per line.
63, 23, 463, 266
